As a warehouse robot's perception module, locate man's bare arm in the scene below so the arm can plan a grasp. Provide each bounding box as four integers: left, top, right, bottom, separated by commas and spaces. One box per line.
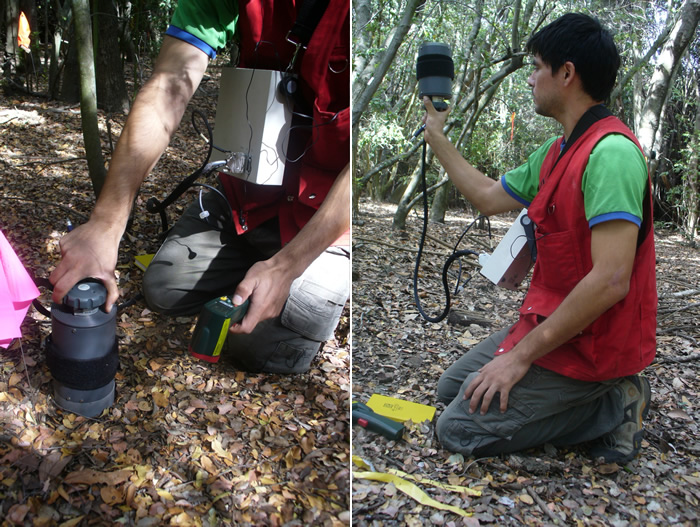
422, 98, 522, 216
51, 37, 209, 309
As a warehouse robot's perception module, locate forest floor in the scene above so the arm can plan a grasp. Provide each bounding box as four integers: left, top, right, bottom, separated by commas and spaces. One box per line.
0, 67, 349, 525
351, 200, 700, 526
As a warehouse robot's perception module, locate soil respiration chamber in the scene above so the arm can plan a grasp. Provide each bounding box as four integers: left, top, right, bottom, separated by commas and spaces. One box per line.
46, 279, 119, 418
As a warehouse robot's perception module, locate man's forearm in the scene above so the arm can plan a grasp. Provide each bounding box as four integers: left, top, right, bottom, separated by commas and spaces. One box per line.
270, 163, 350, 280
91, 95, 176, 232
427, 133, 504, 215
422, 98, 520, 215
229, 163, 350, 330
91, 37, 209, 236
512, 268, 626, 364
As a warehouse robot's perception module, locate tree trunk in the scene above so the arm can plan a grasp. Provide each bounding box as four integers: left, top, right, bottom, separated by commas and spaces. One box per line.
683, 76, 700, 240
60, 22, 81, 103
49, 0, 72, 99
392, 146, 434, 230
73, 0, 107, 197
611, 18, 674, 105
3, 0, 19, 78
636, 0, 700, 158
352, 0, 426, 143
118, 0, 137, 63
95, 0, 129, 112
429, 168, 450, 223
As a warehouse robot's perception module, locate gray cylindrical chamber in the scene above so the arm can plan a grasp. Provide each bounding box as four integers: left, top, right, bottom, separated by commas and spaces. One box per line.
416, 42, 454, 100
47, 279, 118, 418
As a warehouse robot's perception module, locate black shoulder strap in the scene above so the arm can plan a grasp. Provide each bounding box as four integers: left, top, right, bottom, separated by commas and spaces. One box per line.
288, 0, 331, 48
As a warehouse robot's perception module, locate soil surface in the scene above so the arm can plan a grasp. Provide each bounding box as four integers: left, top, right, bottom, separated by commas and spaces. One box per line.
351, 200, 699, 526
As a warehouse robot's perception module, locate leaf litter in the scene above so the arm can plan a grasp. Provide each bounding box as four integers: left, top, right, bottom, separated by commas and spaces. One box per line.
352, 200, 699, 526
0, 61, 350, 526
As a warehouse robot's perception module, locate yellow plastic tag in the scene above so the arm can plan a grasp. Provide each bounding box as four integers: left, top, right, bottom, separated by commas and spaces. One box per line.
366, 394, 436, 423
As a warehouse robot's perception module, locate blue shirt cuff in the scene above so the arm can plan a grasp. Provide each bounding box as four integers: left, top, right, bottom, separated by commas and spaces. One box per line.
166, 26, 217, 59
589, 211, 642, 228
501, 177, 531, 207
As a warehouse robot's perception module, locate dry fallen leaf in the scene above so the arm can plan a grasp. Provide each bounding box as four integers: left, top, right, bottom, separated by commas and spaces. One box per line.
100, 485, 125, 505
596, 463, 620, 474
519, 493, 534, 505
667, 409, 692, 421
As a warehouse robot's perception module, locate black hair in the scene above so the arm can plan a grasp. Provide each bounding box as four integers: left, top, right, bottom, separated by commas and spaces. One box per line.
526, 13, 620, 102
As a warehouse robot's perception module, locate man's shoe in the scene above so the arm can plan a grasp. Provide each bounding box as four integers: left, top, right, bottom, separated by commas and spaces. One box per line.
590, 375, 651, 463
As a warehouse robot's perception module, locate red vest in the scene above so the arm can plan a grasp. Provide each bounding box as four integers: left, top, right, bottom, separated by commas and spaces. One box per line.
497, 116, 657, 381
219, 0, 350, 245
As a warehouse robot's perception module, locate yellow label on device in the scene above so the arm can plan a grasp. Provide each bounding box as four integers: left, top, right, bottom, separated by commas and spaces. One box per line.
134, 253, 155, 271
366, 394, 436, 424
213, 319, 231, 357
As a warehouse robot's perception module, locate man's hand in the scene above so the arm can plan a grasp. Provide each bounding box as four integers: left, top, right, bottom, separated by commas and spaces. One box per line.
227, 163, 350, 335
228, 258, 296, 334
422, 96, 450, 144
50, 221, 121, 311
463, 351, 531, 415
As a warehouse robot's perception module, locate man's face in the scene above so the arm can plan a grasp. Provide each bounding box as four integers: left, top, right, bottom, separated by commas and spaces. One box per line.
527, 55, 562, 117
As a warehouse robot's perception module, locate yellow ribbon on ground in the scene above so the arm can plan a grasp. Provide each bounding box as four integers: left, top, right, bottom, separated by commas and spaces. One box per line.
387, 468, 481, 496
352, 456, 480, 518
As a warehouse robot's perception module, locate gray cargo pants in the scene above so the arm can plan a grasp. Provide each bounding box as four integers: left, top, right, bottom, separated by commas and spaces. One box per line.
436, 327, 627, 456
142, 190, 349, 373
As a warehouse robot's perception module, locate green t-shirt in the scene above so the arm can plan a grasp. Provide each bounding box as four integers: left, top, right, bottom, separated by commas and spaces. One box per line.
167, 0, 238, 59
502, 134, 647, 227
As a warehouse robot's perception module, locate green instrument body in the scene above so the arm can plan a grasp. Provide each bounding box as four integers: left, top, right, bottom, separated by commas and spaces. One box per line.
352, 402, 405, 440
189, 297, 249, 362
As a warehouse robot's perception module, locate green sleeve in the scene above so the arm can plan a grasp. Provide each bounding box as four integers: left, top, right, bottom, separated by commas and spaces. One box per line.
501, 136, 558, 205
583, 134, 648, 227
170, 0, 238, 54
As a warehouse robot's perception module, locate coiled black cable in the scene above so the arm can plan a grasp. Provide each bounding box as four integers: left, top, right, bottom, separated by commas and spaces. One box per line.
146, 109, 224, 232
412, 140, 489, 323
